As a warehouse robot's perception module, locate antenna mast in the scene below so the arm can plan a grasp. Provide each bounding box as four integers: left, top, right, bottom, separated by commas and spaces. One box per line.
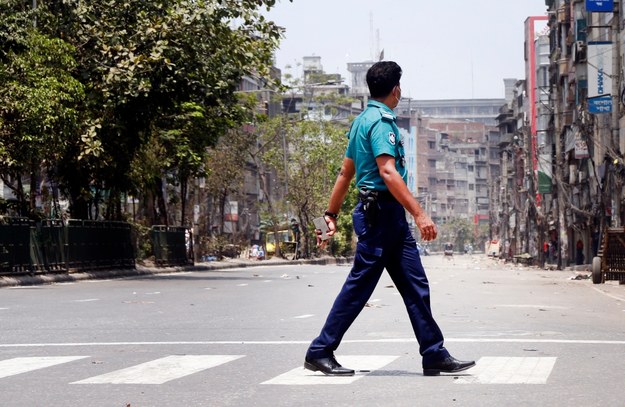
369, 13, 374, 61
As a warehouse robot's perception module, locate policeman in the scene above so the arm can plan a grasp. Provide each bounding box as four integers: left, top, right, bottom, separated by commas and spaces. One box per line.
304, 61, 475, 377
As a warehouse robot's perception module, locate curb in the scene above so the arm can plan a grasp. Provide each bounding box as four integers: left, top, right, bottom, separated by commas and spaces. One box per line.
0, 257, 353, 288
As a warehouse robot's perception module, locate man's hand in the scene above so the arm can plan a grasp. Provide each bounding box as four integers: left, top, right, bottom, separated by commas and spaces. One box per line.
316, 216, 337, 249
415, 213, 437, 241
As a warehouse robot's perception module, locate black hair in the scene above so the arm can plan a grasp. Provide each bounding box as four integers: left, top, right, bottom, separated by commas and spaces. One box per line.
366, 61, 402, 98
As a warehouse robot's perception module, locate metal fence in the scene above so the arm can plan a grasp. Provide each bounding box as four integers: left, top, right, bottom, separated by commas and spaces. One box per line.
0, 218, 195, 276
0, 218, 135, 276
151, 226, 194, 267
0, 218, 35, 274
65, 220, 135, 271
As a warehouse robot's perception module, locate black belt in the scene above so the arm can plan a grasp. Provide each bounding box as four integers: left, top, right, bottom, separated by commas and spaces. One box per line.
358, 189, 394, 201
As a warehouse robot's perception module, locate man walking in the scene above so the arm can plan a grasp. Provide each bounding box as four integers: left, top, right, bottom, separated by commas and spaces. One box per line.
304, 61, 475, 377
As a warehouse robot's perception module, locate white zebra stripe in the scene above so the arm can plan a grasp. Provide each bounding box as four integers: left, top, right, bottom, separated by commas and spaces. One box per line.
0, 356, 88, 379
454, 357, 557, 384
262, 355, 399, 385
71, 355, 244, 384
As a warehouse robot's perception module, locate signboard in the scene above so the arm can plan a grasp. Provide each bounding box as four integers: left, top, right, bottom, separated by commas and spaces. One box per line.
587, 42, 613, 114
224, 201, 238, 221
574, 138, 590, 159
586, 0, 614, 12
537, 130, 552, 194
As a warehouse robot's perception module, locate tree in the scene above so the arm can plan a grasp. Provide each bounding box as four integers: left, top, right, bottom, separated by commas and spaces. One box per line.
0, 0, 288, 220
0, 14, 84, 217
204, 125, 257, 236
439, 218, 475, 252
283, 119, 349, 257
246, 114, 289, 257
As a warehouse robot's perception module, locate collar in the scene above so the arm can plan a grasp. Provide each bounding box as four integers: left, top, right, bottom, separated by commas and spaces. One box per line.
367, 100, 396, 120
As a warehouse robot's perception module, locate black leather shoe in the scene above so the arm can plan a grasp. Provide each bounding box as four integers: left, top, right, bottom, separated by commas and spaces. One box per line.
304, 356, 355, 376
423, 356, 476, 376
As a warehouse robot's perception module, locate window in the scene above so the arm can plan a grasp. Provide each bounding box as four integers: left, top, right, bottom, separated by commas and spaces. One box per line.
428, 141, 436, 149
428, 159, 436, 168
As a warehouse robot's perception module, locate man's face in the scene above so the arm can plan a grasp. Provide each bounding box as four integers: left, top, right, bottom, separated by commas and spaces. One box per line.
392, 84, 402, 108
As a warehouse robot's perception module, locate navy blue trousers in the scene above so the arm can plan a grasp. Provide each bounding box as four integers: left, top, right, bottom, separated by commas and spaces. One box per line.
306, 197, 450, 365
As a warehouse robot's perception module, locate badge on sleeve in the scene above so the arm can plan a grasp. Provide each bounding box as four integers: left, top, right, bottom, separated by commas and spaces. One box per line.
389, 132, 396, 145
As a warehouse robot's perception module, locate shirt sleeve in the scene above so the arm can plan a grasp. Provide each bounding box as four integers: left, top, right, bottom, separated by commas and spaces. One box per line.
369, 119, 398, 158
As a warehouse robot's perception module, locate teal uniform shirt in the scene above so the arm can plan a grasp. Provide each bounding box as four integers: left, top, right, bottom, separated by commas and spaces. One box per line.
345, 100, 407, 191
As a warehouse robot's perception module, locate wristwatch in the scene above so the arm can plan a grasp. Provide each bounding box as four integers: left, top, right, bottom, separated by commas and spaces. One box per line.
324, 210, 338, 220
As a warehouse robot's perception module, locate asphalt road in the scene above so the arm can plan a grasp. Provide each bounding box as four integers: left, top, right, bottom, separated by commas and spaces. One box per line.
1, 254, 624, 407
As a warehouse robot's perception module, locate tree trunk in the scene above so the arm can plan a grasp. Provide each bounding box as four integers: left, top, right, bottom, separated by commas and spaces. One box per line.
29, 162, 38, 215
180, 176, 188, 227
155, 176, 168, 226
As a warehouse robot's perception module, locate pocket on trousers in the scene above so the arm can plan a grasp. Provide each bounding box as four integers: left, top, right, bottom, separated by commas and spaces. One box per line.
352, 203, 368, 237
357, 241, 383, 257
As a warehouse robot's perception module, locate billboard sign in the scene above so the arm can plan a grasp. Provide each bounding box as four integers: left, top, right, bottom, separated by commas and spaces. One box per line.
588, 42, 613, 114
586, 0, 614, 12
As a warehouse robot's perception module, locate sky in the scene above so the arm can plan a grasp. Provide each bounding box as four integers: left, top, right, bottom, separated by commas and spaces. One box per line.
265, 1, 549, 100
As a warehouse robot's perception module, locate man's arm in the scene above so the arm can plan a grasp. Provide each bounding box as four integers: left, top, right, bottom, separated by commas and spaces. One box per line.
320, 157, 355, 243
376, 154, 437, 241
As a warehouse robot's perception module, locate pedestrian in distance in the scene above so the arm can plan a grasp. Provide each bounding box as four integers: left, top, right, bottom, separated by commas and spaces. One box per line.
306, 61, 475, 377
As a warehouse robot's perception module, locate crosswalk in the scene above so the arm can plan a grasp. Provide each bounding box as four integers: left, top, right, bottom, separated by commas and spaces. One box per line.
0, 354, 557, 386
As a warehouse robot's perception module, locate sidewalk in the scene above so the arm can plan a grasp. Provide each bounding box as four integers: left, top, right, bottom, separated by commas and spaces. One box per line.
0, 256, 354, 288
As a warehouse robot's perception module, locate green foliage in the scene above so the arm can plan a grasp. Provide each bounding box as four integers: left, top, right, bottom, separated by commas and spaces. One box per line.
438, 217, 475, 251
252, 113, 353, 258
0, 0, 286, 220
0, 14, 85, 215
130, 222, 153, 261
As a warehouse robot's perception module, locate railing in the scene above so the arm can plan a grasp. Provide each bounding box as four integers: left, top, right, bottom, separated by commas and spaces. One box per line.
65, 220, 135, 271
0, 218, 196, 276
151, 226, 194, 267
0, 218, 134, 276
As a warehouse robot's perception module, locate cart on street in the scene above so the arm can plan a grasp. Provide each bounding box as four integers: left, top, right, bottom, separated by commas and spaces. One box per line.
592, 227, 625, 284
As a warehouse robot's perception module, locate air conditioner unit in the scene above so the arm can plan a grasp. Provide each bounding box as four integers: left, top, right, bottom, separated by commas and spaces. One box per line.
575, 42, 586, 62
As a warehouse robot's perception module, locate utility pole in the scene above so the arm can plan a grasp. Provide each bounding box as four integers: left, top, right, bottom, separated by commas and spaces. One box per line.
611, 2, 621, 227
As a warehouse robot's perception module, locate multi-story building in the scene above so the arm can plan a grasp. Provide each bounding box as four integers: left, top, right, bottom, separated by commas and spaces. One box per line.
397, 95, 509, 239
493, 2, 625, 270
407, 99, 506, 126
541, 0, 622, 268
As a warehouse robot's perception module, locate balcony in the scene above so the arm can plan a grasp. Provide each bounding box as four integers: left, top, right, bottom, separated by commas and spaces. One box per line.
498, 133, 514, 148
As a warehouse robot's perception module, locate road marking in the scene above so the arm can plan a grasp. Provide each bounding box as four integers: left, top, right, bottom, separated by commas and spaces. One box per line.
2, 338, 625, 348
496, 304, 569, 310
262, 355, 398, 385
72, 299, 100, 303
592, 287, 625, 302
0, 356, 88, 379
0, 307, 8, 310
455, 357, 556, 384
293, 314, 314, 319
236, 284, 249, 287
71, 355, 244, 385
157, 272, 192, 276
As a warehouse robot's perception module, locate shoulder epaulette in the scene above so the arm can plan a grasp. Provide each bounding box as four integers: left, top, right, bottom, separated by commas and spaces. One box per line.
380, 111, 395, 122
